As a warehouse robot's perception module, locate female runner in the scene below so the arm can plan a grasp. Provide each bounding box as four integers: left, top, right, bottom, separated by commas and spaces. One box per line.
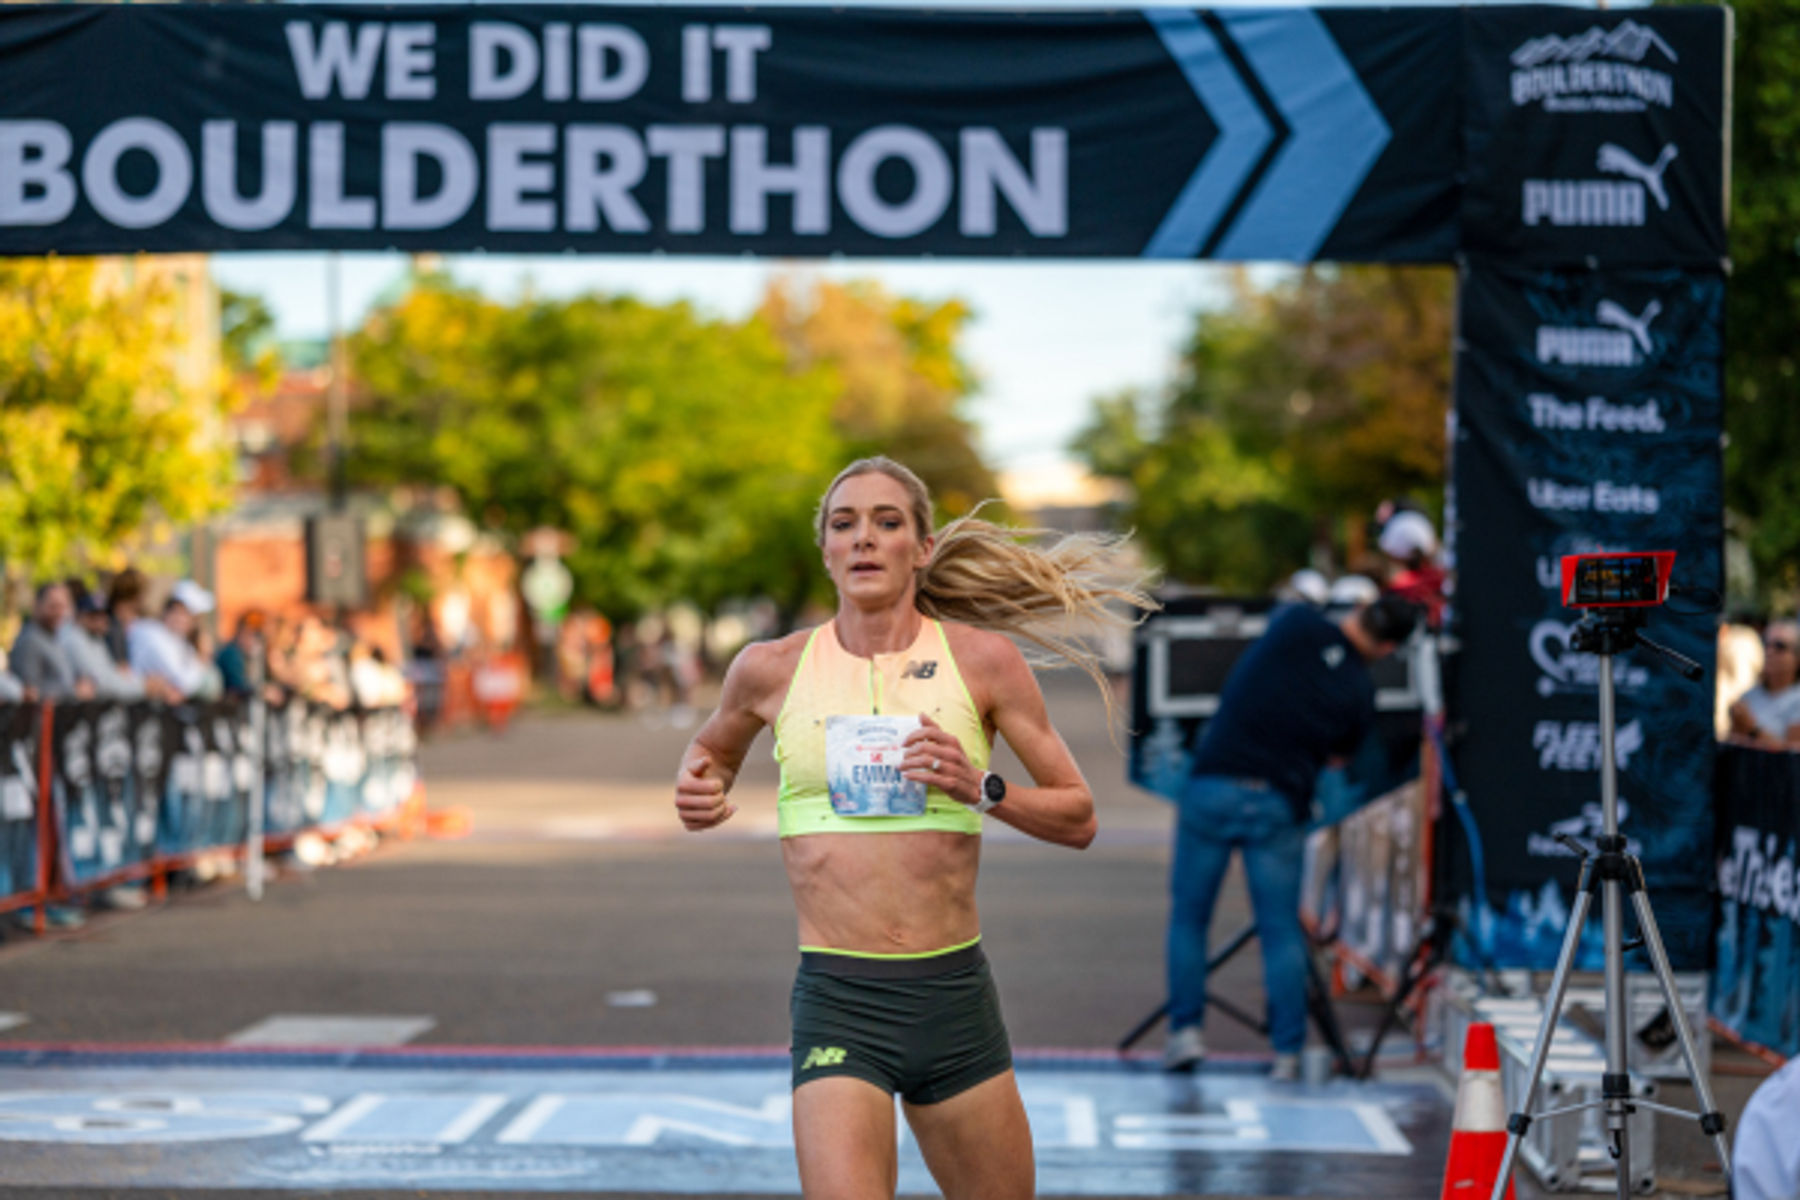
673, 456, 1153, 1200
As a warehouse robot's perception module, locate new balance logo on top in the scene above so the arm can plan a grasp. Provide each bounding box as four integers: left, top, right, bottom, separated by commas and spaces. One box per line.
1536, 299, 1662, 367
800, 1047, 847, 1071
900, 660, 938, 680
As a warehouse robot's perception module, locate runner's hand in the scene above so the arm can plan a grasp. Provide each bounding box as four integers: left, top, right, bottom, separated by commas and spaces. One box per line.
902, 713, 977, 807
675, 752, 736, 831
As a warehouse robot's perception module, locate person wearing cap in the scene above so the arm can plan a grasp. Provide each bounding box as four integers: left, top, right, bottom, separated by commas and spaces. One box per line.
58, 581, 145, 701
1377, 510, 1448, 626
128, 580, 216, 700
1163, 593, 1423, 1077
10, 582, 93, 702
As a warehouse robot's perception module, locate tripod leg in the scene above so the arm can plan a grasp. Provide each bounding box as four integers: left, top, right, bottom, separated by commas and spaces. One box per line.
1626, 878, 1733, 1175
1490, 869, 1596, 1200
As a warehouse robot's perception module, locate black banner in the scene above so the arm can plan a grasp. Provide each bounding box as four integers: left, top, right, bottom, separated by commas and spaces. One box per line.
1713, 746, 1800, 1058
0, 4, 1467, 259
1447, 262, 1723, 970
51, 701, 174, 885
0, 705, 41, 902
1461, 7, 1727, 267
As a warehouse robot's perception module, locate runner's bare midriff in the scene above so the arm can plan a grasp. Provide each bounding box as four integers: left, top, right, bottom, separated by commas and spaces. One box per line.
782, 830, 980, 954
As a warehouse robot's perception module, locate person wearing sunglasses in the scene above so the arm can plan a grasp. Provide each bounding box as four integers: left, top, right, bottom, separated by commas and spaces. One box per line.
1727, 620, 1800, 748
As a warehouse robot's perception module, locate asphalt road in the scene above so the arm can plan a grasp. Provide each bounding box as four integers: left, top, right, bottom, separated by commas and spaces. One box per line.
0, 672, 1762, 1198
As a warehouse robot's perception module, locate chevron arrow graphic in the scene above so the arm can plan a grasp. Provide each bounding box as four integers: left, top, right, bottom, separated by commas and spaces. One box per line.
1144, 9, 1390, 261
1142, 10, 1272, 259
1214, 10, 1390, 260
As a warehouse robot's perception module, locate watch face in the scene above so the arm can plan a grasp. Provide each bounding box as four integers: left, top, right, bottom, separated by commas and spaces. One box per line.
983, 773, 1005, 803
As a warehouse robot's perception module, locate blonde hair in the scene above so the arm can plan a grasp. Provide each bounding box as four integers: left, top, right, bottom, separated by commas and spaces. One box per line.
817, 457, 1160, 729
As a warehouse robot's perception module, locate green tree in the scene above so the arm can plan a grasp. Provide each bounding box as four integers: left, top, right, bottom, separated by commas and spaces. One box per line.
220, 286, 281, 395
1668, 0, 1800, 607
346, 278, 844, 621
759, 277, 1002, 522
1074, 266, 1453, 590
0, 258, 234, 584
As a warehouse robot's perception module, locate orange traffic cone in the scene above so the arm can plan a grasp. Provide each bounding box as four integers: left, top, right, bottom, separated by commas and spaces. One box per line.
1441, 1022, 1516, 1200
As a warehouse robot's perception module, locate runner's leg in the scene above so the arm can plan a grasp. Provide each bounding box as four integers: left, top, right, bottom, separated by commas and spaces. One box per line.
793, 1075, 899, 1200
903, 1068, 1034, 1200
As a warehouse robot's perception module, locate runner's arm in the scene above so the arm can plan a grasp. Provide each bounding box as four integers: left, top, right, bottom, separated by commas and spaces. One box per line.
673, 641, 776, 832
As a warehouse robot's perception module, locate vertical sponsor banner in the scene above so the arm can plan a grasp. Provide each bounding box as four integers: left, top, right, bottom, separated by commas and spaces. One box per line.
1448, 261, 1722, 970
1712, 747, 1800, 1058
0, 705, 42, 901
1462, 7, 1727, 266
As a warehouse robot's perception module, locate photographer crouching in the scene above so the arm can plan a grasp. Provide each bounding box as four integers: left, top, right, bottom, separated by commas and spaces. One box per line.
1164, 593, 1422, 1076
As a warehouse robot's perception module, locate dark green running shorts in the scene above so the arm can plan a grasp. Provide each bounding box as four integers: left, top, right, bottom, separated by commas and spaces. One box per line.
789, 942, 1013, 1104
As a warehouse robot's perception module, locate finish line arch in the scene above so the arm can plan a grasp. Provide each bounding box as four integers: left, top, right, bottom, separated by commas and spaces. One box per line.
0, 2, 1732, 965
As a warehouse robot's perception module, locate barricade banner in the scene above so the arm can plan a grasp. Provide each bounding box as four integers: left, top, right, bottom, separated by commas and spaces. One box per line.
0, 704, 42, 904
157, 702, 255, 860
263, 697, 326, 837
1713, 746, 1800, 1059
52, 701, 163, 887
1447, 261, 1723, 969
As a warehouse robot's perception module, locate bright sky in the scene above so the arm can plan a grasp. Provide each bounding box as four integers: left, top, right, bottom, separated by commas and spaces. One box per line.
212, 0, 1634, 494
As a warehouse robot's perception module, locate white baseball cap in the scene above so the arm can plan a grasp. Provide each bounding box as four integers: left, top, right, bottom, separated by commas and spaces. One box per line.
169, 579, 215, 614
1378, 511, 1438, 559
1328, 574, 1381, 606
1286, 568, 1330, 605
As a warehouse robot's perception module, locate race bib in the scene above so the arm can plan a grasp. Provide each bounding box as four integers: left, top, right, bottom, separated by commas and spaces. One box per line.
825, 715, 926, 817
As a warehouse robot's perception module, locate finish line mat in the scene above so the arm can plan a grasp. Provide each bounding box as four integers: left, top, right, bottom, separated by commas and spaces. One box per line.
0, 1049, 1452, 1196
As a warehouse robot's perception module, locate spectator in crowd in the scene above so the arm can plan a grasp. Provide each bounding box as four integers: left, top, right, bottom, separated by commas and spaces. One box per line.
1726, 619, 1800, 748
10, 582, 93, 701
349, 640, 407, 708
104, 567, 149, 666
1164, 593, 1423, 1078
1378, 509, 1448, 627
59, 582, 145, 701
1716, 621, 1764, 739
128, 580, 215, 700
215, 610, 266, 700
1734, 1055, 1800, 1200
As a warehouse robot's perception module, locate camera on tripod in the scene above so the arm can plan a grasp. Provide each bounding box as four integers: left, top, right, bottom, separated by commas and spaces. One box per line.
1560, 551, 1675, 610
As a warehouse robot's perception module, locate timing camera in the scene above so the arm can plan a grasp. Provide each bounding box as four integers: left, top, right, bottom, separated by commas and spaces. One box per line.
1560, 551, 1675, 610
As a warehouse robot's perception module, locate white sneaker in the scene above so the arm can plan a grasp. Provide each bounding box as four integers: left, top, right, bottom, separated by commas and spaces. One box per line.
1270, 1052, 1301, 1082
1163, 1026, 1206, 1072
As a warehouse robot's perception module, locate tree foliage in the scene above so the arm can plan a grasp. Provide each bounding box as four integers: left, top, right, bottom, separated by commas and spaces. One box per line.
1677, 0, 1800, 606
1074, 265, 1454, 591
759, 277, 1000, 522
341, 274, 1001, 621
346, 277, 844, 619
0, 258, 234, 584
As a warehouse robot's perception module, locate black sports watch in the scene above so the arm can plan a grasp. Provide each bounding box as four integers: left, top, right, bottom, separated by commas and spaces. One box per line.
975, 771, 1006, 814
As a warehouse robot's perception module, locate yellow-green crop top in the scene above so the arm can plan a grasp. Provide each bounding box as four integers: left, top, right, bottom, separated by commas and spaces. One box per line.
774, 617, 988, 837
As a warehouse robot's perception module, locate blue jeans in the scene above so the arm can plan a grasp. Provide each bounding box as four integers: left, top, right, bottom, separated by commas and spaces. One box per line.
1166, 775, 1309, 1053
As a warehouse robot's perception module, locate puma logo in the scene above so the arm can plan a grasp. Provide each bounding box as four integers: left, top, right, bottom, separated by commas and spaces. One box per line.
900, 660, 938, 680
1595, 298, 1663, 355
800, 1046, 847, 1071
1596, 143, 1678, 211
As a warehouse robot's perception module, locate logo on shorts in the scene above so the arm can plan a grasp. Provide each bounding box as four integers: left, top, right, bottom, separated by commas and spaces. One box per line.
800, 1046, 848, 1071
900, 660, 938, 680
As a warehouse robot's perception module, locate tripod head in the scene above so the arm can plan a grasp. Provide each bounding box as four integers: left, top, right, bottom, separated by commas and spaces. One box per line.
1568, 608, 1704, 681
